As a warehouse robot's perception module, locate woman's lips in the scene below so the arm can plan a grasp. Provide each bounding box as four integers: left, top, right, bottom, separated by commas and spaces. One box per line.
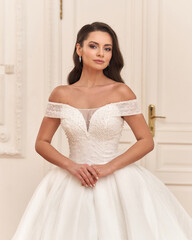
93, 60, 104, 64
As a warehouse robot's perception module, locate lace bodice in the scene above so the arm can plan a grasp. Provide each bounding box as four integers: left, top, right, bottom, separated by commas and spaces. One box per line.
45, 99, 141, 165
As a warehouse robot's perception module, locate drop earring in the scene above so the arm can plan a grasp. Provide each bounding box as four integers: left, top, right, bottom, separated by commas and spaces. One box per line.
79, 56, 82, 62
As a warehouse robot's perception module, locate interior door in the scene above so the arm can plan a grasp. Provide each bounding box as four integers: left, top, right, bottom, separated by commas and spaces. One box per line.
143, 0, 192, 216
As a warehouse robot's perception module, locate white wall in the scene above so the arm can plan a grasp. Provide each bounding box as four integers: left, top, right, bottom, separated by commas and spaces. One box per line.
0, 0, 50, 239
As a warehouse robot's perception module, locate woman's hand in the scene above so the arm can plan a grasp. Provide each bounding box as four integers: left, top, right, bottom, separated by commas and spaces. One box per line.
66, 162, 99, 188
90, 162, 114, 178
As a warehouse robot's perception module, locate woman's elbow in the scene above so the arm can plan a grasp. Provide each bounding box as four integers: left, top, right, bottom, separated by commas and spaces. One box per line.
35, 139, 44, 154
35, 140, 40, 153
147, 136, 155, 152
35, 138, 51, 154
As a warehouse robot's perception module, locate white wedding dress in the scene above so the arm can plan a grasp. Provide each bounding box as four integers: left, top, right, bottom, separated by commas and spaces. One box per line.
12, 99, 192, 240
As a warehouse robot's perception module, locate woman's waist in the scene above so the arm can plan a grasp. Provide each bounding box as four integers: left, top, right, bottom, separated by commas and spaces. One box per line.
69, 151, 120, 165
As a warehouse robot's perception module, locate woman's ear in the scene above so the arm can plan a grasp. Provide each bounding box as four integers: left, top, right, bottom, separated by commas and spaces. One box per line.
76, 43, 82, 56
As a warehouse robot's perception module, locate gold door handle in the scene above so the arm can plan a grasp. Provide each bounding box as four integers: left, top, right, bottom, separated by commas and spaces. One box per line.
0, 64, 14, 74
148, 104, 166, 137
60, 0, 63, 20
151, 116, 166, 119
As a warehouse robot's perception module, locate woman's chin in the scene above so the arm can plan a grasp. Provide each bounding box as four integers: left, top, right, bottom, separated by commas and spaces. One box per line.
84, 64, 107, 71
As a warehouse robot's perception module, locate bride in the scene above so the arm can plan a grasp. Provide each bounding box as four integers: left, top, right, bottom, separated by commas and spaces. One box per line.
12, 22, 192, 240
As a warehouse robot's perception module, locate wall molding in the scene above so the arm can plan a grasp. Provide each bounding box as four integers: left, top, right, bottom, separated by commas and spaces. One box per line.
0, 0, 25, 157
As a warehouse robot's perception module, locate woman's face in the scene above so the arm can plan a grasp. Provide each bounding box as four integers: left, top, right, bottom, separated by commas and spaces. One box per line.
76, 31, 113, 71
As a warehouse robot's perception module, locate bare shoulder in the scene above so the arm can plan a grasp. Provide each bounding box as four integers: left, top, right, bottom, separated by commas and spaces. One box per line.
114, 82, 137, 100
48, 85, 70, 103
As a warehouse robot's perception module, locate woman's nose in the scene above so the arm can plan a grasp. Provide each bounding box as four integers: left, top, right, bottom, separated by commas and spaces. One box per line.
97, 48, 104, 57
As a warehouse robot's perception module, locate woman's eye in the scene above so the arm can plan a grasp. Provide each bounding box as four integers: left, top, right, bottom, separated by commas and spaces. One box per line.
105, 48, 112, 52
89, 45, 96, 49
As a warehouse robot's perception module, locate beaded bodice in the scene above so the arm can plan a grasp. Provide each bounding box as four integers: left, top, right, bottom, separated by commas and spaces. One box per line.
45, 99, 141, 165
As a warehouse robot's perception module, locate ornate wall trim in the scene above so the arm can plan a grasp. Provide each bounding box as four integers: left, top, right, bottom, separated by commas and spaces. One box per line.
0, 0, 26, 157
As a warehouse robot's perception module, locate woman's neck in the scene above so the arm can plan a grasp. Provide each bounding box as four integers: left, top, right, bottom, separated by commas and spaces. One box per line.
77, 68, 107, 88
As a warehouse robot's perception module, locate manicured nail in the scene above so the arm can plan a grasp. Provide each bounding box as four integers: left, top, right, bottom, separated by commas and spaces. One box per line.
86, 185, 88, 187
96, 176, 99, 180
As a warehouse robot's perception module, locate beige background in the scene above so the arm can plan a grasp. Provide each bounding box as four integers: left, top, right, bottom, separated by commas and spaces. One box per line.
0, 0, 192, 239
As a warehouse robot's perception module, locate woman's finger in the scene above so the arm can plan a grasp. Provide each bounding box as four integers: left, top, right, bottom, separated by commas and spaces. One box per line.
76, 173, 88, 187
79, 169, 92, 187
91, 165, 100, 176
87, 166, 99, 180
83, 168, 97, 187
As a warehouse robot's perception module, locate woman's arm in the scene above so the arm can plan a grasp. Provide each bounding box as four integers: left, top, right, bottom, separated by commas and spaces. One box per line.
35, 116, 73, 170
108, 113, 154, 172
35, 86, 74, 169
107, 84, 154, 172
35, 114, 99, 188
35, 86, 99, 188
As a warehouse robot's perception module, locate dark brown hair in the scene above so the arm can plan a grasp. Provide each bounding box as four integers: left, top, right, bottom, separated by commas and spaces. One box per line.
67, 22, 125, 85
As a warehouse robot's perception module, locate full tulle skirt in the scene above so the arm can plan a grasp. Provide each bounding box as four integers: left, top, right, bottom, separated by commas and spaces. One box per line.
12, 163, 192, 240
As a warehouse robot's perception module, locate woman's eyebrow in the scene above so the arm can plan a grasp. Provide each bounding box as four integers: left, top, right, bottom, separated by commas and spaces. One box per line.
88, 41, 112, 46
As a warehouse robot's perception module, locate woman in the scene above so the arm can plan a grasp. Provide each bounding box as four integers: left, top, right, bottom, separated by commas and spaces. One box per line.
12, 22, 192, 240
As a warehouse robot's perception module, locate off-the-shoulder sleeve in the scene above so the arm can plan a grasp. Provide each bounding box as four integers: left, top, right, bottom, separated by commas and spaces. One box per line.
44, 101, 65, 118
114, 99, 142, 117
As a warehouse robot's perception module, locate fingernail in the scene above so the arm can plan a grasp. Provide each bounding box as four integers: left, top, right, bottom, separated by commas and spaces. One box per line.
86, 185, 88, 187
93, 184, 95, 187
96, 176, 99, 180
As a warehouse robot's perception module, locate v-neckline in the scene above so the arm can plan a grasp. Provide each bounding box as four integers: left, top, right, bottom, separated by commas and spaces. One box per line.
48, 99, 136, 136
63, 103, 111, 135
